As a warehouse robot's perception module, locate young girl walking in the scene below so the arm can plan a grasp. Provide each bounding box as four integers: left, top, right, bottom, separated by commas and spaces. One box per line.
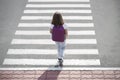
50, 12, 68, 67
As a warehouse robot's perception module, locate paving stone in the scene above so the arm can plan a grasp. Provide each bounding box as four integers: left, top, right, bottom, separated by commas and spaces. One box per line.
60, 71, 70, 74
115, 74, 120, 79
92, 79, 104, 80
0, 79, 8, 80
11, 79, 24, 80
114, 71, 120, 74
92, 71, 103, 75
104, 75, 115, 79
92, 74, 104, 79
36, 70, 46, 75
70, 71, 80, 74
0, 74, 12, 79
22, 79, 35, 80
81, 79, 93, 80
70, 74, 80, 78
58, 74, 69, 78
1, 70, 13, 75
24, 70, 35, 75
103, 70, 114, 75
0, 70, 119, 80
12, 74, 24, 79
81, 71, 92, 75
13, 70, 24, 75
35, 74, 46, 79
0, 70, 3, 75
23, 74, 35, 79
104, 79, 116, 80
70, 78, 80, 80
81, 75, 92, 79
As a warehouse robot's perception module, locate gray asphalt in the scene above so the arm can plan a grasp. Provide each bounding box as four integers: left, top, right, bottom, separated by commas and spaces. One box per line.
91, 0, 120, 67
0, 0, 27, 66
0, 0, 120, 68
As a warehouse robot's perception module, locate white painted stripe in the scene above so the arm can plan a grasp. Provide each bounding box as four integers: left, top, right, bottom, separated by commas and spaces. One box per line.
11, 39, 97, 44
3, 59, 100, 65
15, 30, 95, 35
28, 0, 90, 2
1, 67, 120, 70
7, 49, 99, 55
26, 4, 90, 8
21, 16, 93, 20
24, 10, 92, 14
18, 23, 94, 27
18, 23, 49, 27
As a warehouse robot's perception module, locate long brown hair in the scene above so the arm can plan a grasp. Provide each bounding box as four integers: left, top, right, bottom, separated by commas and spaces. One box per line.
51, 12, 64, 26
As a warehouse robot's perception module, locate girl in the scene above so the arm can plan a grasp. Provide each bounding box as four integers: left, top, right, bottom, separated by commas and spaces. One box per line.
50, 12, 68, 66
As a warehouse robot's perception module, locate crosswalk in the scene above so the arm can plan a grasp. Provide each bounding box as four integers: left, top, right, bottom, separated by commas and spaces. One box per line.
21, 16, 93, 20
15, 30, 95, 35
2, 0, 101, 69
18, 23, 94, 27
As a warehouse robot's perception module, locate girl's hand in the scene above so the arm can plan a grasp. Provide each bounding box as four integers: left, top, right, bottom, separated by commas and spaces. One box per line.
50, 29, 52, 34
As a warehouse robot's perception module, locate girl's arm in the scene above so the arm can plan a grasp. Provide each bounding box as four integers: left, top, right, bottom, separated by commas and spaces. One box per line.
65, 29, 68, 39
50, 29, 52, 34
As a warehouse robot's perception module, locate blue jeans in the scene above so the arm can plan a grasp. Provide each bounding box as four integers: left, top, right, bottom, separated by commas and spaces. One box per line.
55, 41, 66, 60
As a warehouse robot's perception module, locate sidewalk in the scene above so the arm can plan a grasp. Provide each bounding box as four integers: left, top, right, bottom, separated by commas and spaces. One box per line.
0, 70, 120, 80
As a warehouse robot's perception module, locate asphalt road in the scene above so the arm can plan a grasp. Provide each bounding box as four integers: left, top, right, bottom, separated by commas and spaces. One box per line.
91, 0, 120, 67
0, 0, 120, 69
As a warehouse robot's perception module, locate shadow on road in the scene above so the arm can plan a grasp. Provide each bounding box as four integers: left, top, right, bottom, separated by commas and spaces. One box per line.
38, 70, 61, 80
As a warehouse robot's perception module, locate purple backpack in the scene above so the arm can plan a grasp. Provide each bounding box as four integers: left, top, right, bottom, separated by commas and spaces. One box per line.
52, 25, 65, 42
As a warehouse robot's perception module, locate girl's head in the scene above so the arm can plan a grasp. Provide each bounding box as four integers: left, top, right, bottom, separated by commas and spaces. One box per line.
51, 12, 64, 26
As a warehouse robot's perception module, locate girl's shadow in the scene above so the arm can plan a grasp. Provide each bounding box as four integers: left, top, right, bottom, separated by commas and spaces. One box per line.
38, 67, 62, 80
